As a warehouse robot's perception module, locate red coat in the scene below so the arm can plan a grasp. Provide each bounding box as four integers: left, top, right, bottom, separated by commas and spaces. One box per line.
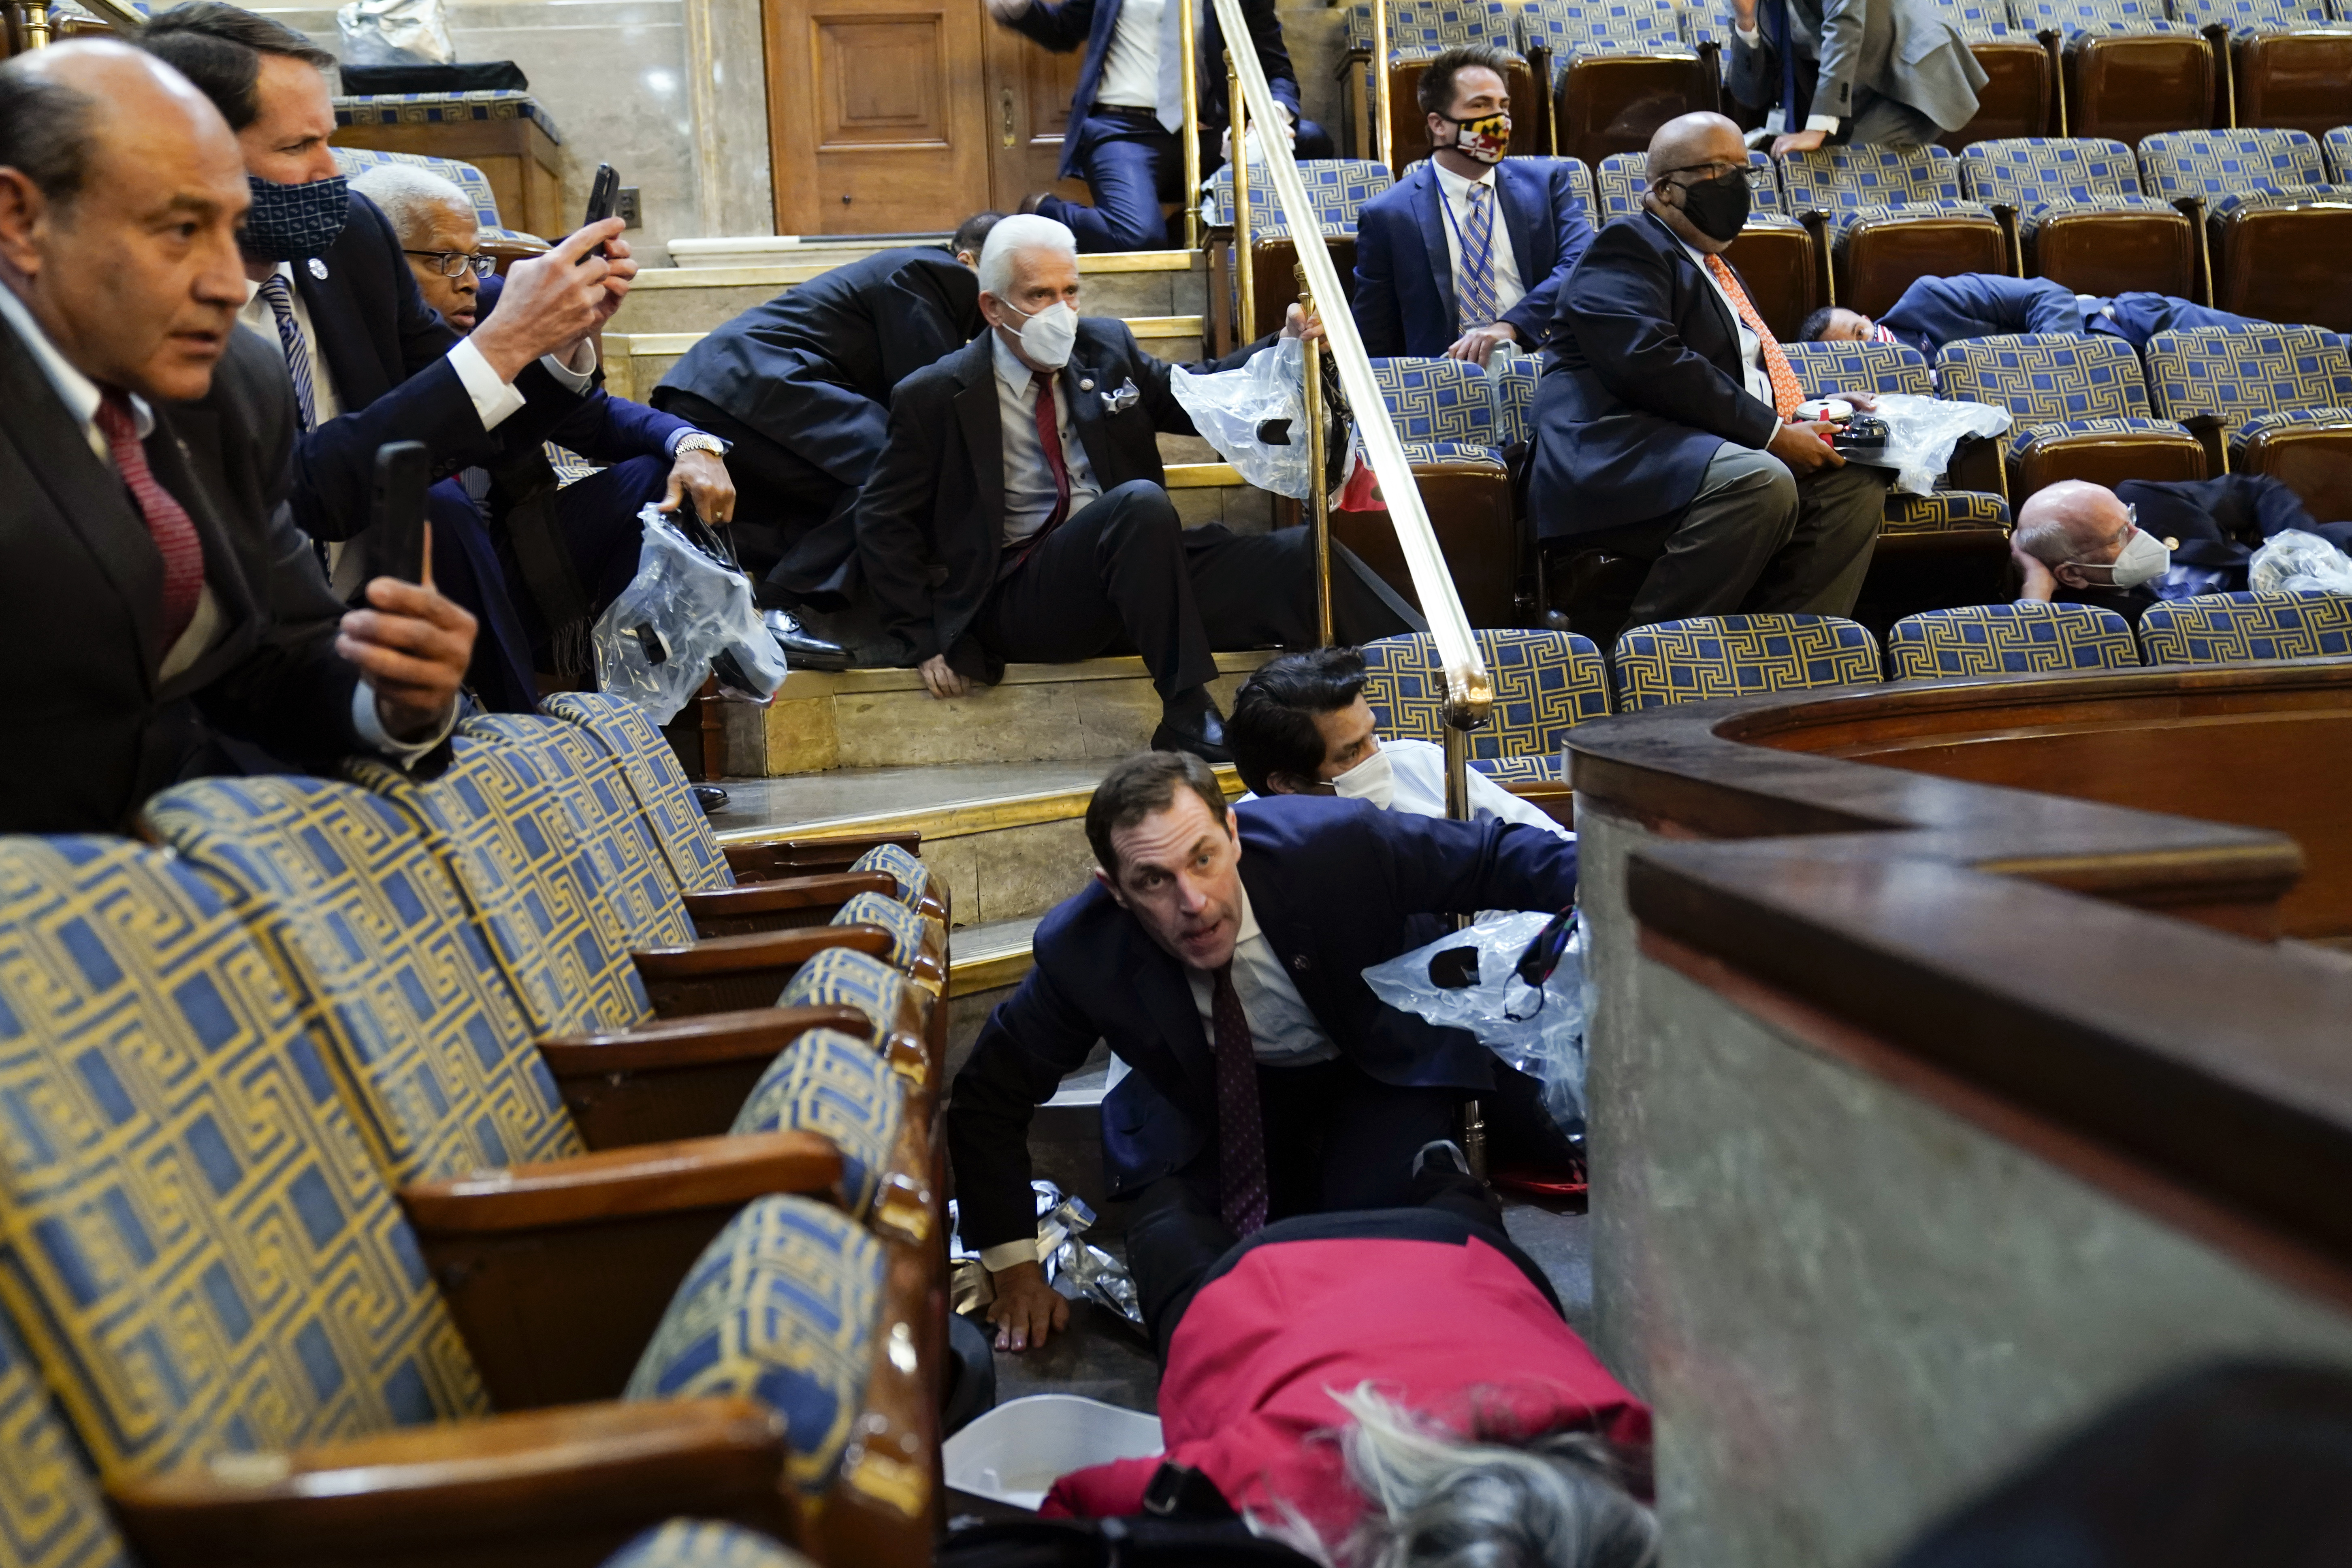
1042, 1235, 1650, 1539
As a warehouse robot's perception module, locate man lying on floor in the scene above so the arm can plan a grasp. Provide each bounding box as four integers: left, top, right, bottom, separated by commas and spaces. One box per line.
945, 749, 1578, 1353
1041, 1158, 1653, 1568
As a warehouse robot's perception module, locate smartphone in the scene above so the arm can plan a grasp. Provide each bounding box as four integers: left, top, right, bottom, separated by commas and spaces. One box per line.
578, 162, 620, 263
367, 441, 431, 583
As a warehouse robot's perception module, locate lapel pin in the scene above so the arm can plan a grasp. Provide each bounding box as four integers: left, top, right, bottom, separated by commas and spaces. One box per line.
1291, 954, 1309, 972
1079, 378, 1096, 392
307, 258, 329, 280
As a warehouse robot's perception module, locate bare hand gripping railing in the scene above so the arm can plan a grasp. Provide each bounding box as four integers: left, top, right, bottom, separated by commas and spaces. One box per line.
1207, 0, 1493, 773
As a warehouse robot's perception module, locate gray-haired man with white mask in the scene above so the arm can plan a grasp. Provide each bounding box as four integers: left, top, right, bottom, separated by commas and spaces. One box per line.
855, 214, 1418, 762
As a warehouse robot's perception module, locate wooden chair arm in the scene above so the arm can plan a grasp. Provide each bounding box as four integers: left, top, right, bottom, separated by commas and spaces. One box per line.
720, 832, 920, 881
682, 870, 896, 924
538, 1004, 872, 1077
634, 924, 895, 1018
817, 1241, 940, 1568
109, 1397, 795, 1568
400, 1130, 843, 1235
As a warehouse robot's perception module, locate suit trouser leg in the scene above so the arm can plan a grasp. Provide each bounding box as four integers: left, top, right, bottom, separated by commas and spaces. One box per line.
1848, 89, 1944, 148
654, 390, 859, 602
1041, 116, 1177, 252
976, 479, 1220, 700
1622, 443, 1801, 627
1739, 459, 1886, 617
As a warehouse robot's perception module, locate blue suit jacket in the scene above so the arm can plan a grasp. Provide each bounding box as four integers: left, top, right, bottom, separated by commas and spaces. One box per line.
1529, 212, 1781, 540
476, 275, 695, 464
944, 794, 1579, 1251
1006, 0, 1301, 180
1877, 273, 2081, 361
1352, 159, 1596, 357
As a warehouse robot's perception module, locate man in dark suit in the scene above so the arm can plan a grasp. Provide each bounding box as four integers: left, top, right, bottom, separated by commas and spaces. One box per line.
1724, 0, 1985, 154
1804, 274, 2272, 360
1352, 45, 1595, 363
652, 216, 997, 627
984, 0, 1330, 252
857, 214, 1416, 761
140, 4, 629, 695
949, 749, 1578, 1352
0, 43, 474, 833
1529, 112, 1885, 628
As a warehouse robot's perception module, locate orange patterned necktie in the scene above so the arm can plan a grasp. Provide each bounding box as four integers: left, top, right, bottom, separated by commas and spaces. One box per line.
1704, 253, 1804, 420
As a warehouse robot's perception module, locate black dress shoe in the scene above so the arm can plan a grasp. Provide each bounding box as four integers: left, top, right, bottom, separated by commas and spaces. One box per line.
1151, 700, 1231, 764
762, 608, 853, 670
691, 784, 729, 815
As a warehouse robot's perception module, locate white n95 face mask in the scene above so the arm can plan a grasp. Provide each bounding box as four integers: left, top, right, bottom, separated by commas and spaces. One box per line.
1330, 744, 1395, 809
1002, 298, 1079, 369
2105, 528, 2171, 589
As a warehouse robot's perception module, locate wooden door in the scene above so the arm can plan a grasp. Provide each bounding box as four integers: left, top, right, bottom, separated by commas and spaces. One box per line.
983, 20, 1093, 209
766, 0, 992, 233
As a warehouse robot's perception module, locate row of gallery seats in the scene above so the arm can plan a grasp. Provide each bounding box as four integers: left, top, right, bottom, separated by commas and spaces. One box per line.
1210, 126, 2352, 348
1369, 595, 2352, 783
0, 695, 954, 1568
1336, 0, 2352, 169
1350, 322, 2350, 629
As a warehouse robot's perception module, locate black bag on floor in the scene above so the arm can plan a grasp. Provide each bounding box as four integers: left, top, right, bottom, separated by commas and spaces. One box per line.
939, 1517, 1316, 1568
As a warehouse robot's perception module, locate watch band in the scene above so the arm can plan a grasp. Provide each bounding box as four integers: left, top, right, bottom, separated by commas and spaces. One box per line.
671, 431, 728, 458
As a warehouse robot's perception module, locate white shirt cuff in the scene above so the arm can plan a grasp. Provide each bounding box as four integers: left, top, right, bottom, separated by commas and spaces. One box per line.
1805, 112, 1842, 132
1736, 23, 1759, 43
979, 1238, 1041, 1273
448, 337, 527, 433
541, 337, 598, 392
352, 683, 457, 765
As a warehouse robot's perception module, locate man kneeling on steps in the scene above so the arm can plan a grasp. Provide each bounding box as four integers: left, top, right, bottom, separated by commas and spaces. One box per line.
855, 214, 1417, 762
947, 749, 1578, 1353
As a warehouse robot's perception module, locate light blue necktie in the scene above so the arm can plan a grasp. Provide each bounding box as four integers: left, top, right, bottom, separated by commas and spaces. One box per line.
1155, 0, 1187, 133
257, 271, 319, 432
1459, 183, 1499, 330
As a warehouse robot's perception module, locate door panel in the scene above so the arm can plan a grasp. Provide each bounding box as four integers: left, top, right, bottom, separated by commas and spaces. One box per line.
984, 20, 1093, 210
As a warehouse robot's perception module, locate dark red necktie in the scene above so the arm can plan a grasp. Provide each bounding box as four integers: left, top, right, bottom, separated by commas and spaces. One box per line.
1210, 965, 1270, 1237
1031, 370, 1072, 537
95, 392, 205, 652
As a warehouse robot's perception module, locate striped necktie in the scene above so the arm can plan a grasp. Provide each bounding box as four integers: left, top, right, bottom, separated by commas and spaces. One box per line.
257, 271, 320, 431
1459, 182, 1499, 331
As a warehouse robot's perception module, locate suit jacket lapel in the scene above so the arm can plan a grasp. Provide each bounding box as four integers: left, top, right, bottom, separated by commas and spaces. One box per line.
1497, 161, 1546, 285
0, 321, 167, 678
950, 337, 1006, 542
294, 261, 381, 412
1060, 355, 1116, 483
1411, 167, 1459, 334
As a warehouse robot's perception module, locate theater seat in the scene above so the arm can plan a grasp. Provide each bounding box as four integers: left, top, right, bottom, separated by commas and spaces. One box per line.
604, 1521, 818, 1568
1340, 0, 1537, 172
1960, 137, 2196, 297
1202, 157, 1391, 349
2136, 589, 2352, 662
1344, 357, 1526, 626
1776, 144, 2009, 319
1595, 149, 1817, 339
1885, 600, 2140, 677
1611, 613, 1882, 710
1935, 332, 2207, 499
1358, 627, 1614, 780
1493, 352, 1540, 448
1519, 0, 1719, 168
330, 145, 549, 267
2173, 0, 2352, 140
2328, 123, 2352, 181
1929, 0, 2056, 145
2019, 0, 2214, 149
2142, 322, 2352, 518
2139, 128, 2352, 332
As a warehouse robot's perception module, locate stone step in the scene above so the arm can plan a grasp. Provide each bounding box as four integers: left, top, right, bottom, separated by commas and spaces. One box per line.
719, 646, 1275, 776
607, 250, 1207, 338
944, 914, 1044, 1073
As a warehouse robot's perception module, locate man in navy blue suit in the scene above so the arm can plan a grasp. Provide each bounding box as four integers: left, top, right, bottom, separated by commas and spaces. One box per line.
986, 0, 1329, 252
947, 750, 1577, 1352
1352, 45, 1595, 363
1803, 273, 2272, 361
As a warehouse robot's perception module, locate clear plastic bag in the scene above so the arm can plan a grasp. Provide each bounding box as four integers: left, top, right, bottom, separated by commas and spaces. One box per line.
1169, 336, 1311, 499
592, 505, 787, 723
1360, 911, 1588, 1129
1860, 392, 2011, 497
945, 1182, 1145, 1329
336, 0, 455, 65
2250, 529, 2352, 594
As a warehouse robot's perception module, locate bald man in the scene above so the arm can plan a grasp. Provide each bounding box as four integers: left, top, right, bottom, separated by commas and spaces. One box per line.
0, 42, 475, 832
2011, 480, 2176, 626
1529, 111, 1886, 631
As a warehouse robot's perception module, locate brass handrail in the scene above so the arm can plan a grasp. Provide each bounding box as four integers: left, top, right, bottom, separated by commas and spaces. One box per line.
1371, 0, 1392, 169
1179, 0, 1201, 248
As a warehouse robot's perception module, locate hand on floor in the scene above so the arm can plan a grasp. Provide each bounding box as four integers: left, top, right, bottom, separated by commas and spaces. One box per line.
987, 1260, 1070, 1352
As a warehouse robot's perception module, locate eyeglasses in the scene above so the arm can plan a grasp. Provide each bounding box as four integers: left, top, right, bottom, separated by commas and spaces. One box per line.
2065, 508, 2142, 580
404, 248, 496, 279
1657, 162, 1774, 191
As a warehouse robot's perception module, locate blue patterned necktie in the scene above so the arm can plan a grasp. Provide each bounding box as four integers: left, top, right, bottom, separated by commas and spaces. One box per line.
257, 271, 319, 432
1459, 182, 1500, 330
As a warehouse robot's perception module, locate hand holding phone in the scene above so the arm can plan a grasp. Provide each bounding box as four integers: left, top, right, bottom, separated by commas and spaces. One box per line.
579, 163, 619, 264
368, 440, 432, 583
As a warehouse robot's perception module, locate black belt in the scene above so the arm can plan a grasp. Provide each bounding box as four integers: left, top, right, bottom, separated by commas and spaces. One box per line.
1096, 103, 1170, 124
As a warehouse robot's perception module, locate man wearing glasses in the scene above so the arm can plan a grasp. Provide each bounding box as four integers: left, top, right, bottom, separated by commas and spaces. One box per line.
1529, 111, 1886, 633
2010, 481, 2177, 626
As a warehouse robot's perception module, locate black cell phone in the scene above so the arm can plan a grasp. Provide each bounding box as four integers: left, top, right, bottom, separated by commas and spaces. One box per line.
579, 162, 619, 262
367, 440, 431, 582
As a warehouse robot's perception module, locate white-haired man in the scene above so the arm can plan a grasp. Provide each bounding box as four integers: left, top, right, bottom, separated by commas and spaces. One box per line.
856, 213, 1417, 760
2010, 478, 2174, 625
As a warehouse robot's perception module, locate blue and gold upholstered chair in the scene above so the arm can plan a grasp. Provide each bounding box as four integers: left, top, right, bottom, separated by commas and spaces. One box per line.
1885, 601, 2140, 679
1774, 144, 2007, 321
1936, 332, 2207, 501
1612, 614, 1883, 711
1353, 357, 1524, 627
2137, 590, 2352, 665
1359, 628, 1612, 782
600, 1521, 818, 1568
2142, 323, 2352, 517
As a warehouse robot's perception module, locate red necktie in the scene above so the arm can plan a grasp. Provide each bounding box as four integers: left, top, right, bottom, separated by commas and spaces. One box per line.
1209, 966, 1269, 1237
95, 392, 205, 652
1031, 370, 1072, 537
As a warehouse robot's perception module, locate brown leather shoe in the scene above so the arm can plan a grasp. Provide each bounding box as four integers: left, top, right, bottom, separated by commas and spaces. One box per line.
1017, 192, 1051, 216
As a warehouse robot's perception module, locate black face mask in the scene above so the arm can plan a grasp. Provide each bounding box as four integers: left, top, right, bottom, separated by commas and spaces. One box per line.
1675, 170, 1750, 243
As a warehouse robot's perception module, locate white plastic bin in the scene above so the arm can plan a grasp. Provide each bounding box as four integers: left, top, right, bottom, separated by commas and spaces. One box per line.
941, 1394, 1166, 1510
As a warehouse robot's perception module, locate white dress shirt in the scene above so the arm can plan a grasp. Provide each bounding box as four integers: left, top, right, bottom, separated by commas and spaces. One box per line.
1657, 214, 1772, 407
992, 328, 1101, 563
1733, 18, 1842, 134
1182, 881, 1341, 1069
1096, 0, 1163, 110
1234, 738, 1571, 838
1430, 160, 1526, 326
0, 283, 446, 758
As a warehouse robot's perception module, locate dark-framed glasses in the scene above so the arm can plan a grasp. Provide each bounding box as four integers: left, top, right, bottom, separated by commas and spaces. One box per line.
1659, 162, 1774, 191
404, 248, 497, 279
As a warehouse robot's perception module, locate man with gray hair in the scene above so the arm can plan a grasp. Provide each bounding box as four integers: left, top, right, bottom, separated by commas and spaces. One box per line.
2010, 478, 2173, 625
857, 213, 1416, 760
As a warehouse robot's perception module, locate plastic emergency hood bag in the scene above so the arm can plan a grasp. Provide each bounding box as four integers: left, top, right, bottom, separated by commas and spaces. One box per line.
2250, 529, 2352, 594
593, 503, 788, 723
337, 0, 455, 65
1857, 393, 2010, 496
1362, 910, 1589, 1129
1169, 335, 1311, 499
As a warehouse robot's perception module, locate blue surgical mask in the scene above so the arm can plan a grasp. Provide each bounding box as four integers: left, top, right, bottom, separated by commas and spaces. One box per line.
242, 173, 350, 261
